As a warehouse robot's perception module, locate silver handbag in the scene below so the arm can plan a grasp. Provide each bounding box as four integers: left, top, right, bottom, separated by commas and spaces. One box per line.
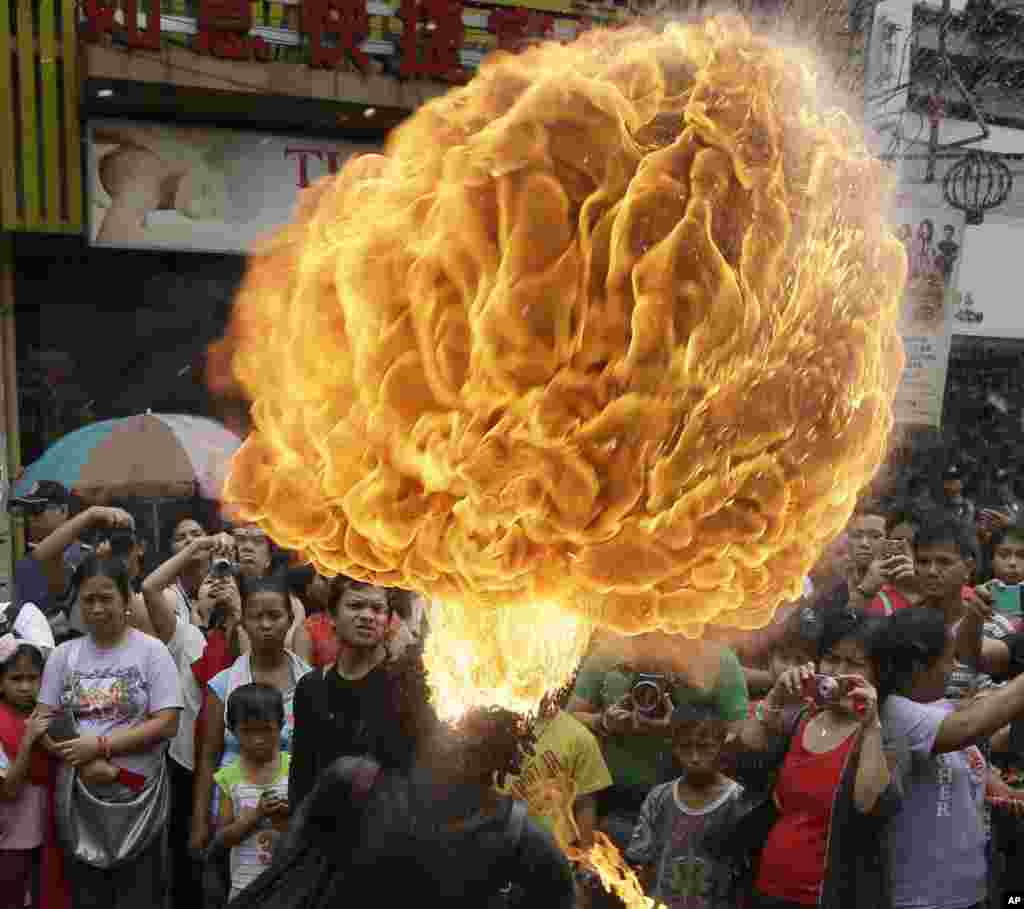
52, 638, 172, 869
55, 753, 170, 869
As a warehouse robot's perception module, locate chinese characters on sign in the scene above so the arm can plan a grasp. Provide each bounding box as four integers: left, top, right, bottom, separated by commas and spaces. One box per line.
195, 0, 272, 59
81, 0, 594, 76
304, 0, 370, 69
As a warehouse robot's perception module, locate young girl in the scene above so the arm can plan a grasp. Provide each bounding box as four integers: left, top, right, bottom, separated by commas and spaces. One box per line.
215, 684, 291, 902
0, 639, 53, 909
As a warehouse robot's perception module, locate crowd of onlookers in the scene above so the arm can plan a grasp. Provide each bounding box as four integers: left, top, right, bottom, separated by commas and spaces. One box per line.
5, 463, 1024, 909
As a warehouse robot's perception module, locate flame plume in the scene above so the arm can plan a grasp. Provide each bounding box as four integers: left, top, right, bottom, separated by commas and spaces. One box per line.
215, 15, 906, 720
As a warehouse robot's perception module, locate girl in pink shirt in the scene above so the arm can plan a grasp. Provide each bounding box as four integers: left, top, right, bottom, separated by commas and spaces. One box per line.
0, 639, 54, 909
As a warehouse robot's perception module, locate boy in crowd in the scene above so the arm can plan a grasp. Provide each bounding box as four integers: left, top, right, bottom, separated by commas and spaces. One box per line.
499, 697, 612, 852
215, 684, 291, 902
626, 704, 747, 909
497, 694, 612, 908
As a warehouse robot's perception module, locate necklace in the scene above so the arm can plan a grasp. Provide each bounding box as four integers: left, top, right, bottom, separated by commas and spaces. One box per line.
813, 711, 857, 739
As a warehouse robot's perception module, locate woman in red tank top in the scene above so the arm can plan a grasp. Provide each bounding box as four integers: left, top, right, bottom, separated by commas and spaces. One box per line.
731, 604, 900, 909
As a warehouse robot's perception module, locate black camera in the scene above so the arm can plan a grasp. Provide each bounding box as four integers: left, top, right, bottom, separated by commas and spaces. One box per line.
106, 527, 137, 557
7, 497, 48, 517
209, 556, 237, 580
208, 604, 229, 631
631, 673, 670, 717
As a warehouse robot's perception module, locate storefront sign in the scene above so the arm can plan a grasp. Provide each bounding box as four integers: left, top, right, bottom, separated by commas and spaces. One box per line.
87, 120, 376, 253
81, 0, 612, 76
891, 198, 964, 428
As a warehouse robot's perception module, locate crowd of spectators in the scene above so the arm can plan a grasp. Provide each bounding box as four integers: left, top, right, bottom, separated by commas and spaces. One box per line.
5, 461, 1024, 909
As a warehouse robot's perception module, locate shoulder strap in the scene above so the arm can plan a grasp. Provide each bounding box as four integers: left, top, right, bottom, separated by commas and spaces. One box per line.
878, 590, 894, 616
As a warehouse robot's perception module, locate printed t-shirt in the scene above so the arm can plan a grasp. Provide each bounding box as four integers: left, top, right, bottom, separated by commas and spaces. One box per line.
882, 695, 987, 909
0, 740, 47, 849
755, 718, 857, 906
166, 617, 207, 771
497, 710, 612, 846
215, 754, 291, 901
39, 628, 183, 794
572, 649, 748, 788
626, 779, 746, 909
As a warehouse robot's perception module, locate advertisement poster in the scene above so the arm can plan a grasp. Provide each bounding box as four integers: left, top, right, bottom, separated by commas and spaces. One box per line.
87, 120, 378, 254
891, 199, 964, 427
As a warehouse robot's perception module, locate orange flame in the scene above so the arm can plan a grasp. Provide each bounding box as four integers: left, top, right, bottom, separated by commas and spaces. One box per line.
572, 834, 660, 909
215, 15, 906, 719
527, 770, 661, 909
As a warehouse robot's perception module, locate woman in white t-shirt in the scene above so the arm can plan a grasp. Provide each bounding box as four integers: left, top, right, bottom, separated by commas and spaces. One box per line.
38, 554, 182, 909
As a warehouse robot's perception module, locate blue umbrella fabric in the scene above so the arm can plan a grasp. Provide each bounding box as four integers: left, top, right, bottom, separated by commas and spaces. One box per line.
15, 413, 241, 502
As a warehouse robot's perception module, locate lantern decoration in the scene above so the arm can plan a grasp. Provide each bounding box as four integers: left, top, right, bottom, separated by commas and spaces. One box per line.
943, 150, 1013, 225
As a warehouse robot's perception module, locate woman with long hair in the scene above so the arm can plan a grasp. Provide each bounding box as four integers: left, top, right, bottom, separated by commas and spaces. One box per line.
732, 604, 896, 909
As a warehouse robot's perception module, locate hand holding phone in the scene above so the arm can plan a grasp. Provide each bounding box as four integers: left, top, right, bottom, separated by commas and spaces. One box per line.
992, 581, 1023, 617
46, 710, 79, 743
883, 539, 908, 558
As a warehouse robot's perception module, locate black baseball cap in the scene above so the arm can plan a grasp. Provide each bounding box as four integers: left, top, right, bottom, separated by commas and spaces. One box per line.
9, 480, 71, 510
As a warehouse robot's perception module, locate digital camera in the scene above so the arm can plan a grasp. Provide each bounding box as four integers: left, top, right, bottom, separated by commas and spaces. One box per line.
631, 673, 670, 717
209, 556, 237, 580
106, 527, 137, 557
801, 674, 857, 707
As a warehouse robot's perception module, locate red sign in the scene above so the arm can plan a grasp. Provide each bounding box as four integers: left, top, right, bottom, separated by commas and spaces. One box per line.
194, 0, 271, 59
83, 0, 161, 49
398, 0, 465, 80
79, 0, 592, 78
304, 0, 370, 69
284, 146, 350, 188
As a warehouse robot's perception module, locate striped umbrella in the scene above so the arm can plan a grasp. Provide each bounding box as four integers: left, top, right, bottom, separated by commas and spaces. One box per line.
14, 412, 241, 503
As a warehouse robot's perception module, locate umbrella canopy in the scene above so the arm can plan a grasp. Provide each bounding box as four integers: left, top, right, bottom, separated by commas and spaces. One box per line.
15, 413, 241, 502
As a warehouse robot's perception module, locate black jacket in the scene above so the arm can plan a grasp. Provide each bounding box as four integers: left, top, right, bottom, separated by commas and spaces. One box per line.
288, 663, 417, 808
234, 758, 575, 909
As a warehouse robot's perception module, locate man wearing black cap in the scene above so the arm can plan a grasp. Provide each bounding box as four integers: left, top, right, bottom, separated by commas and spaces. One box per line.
10, 481, 89, 628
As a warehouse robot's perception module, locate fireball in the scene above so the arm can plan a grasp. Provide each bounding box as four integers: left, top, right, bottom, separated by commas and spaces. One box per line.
215, 15, 906, 720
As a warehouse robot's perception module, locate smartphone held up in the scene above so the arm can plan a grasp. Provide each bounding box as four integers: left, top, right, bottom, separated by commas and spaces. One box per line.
992, 581, 1023, 618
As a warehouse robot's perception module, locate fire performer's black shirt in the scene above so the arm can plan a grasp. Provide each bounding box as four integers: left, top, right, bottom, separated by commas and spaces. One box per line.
289, 663, 413, 809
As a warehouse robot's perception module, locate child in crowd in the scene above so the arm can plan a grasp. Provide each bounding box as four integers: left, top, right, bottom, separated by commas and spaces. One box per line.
0, 638, 52, 909
981, 522, 1024, 635
215, 684, 291, 903
626, 704, 747, 909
